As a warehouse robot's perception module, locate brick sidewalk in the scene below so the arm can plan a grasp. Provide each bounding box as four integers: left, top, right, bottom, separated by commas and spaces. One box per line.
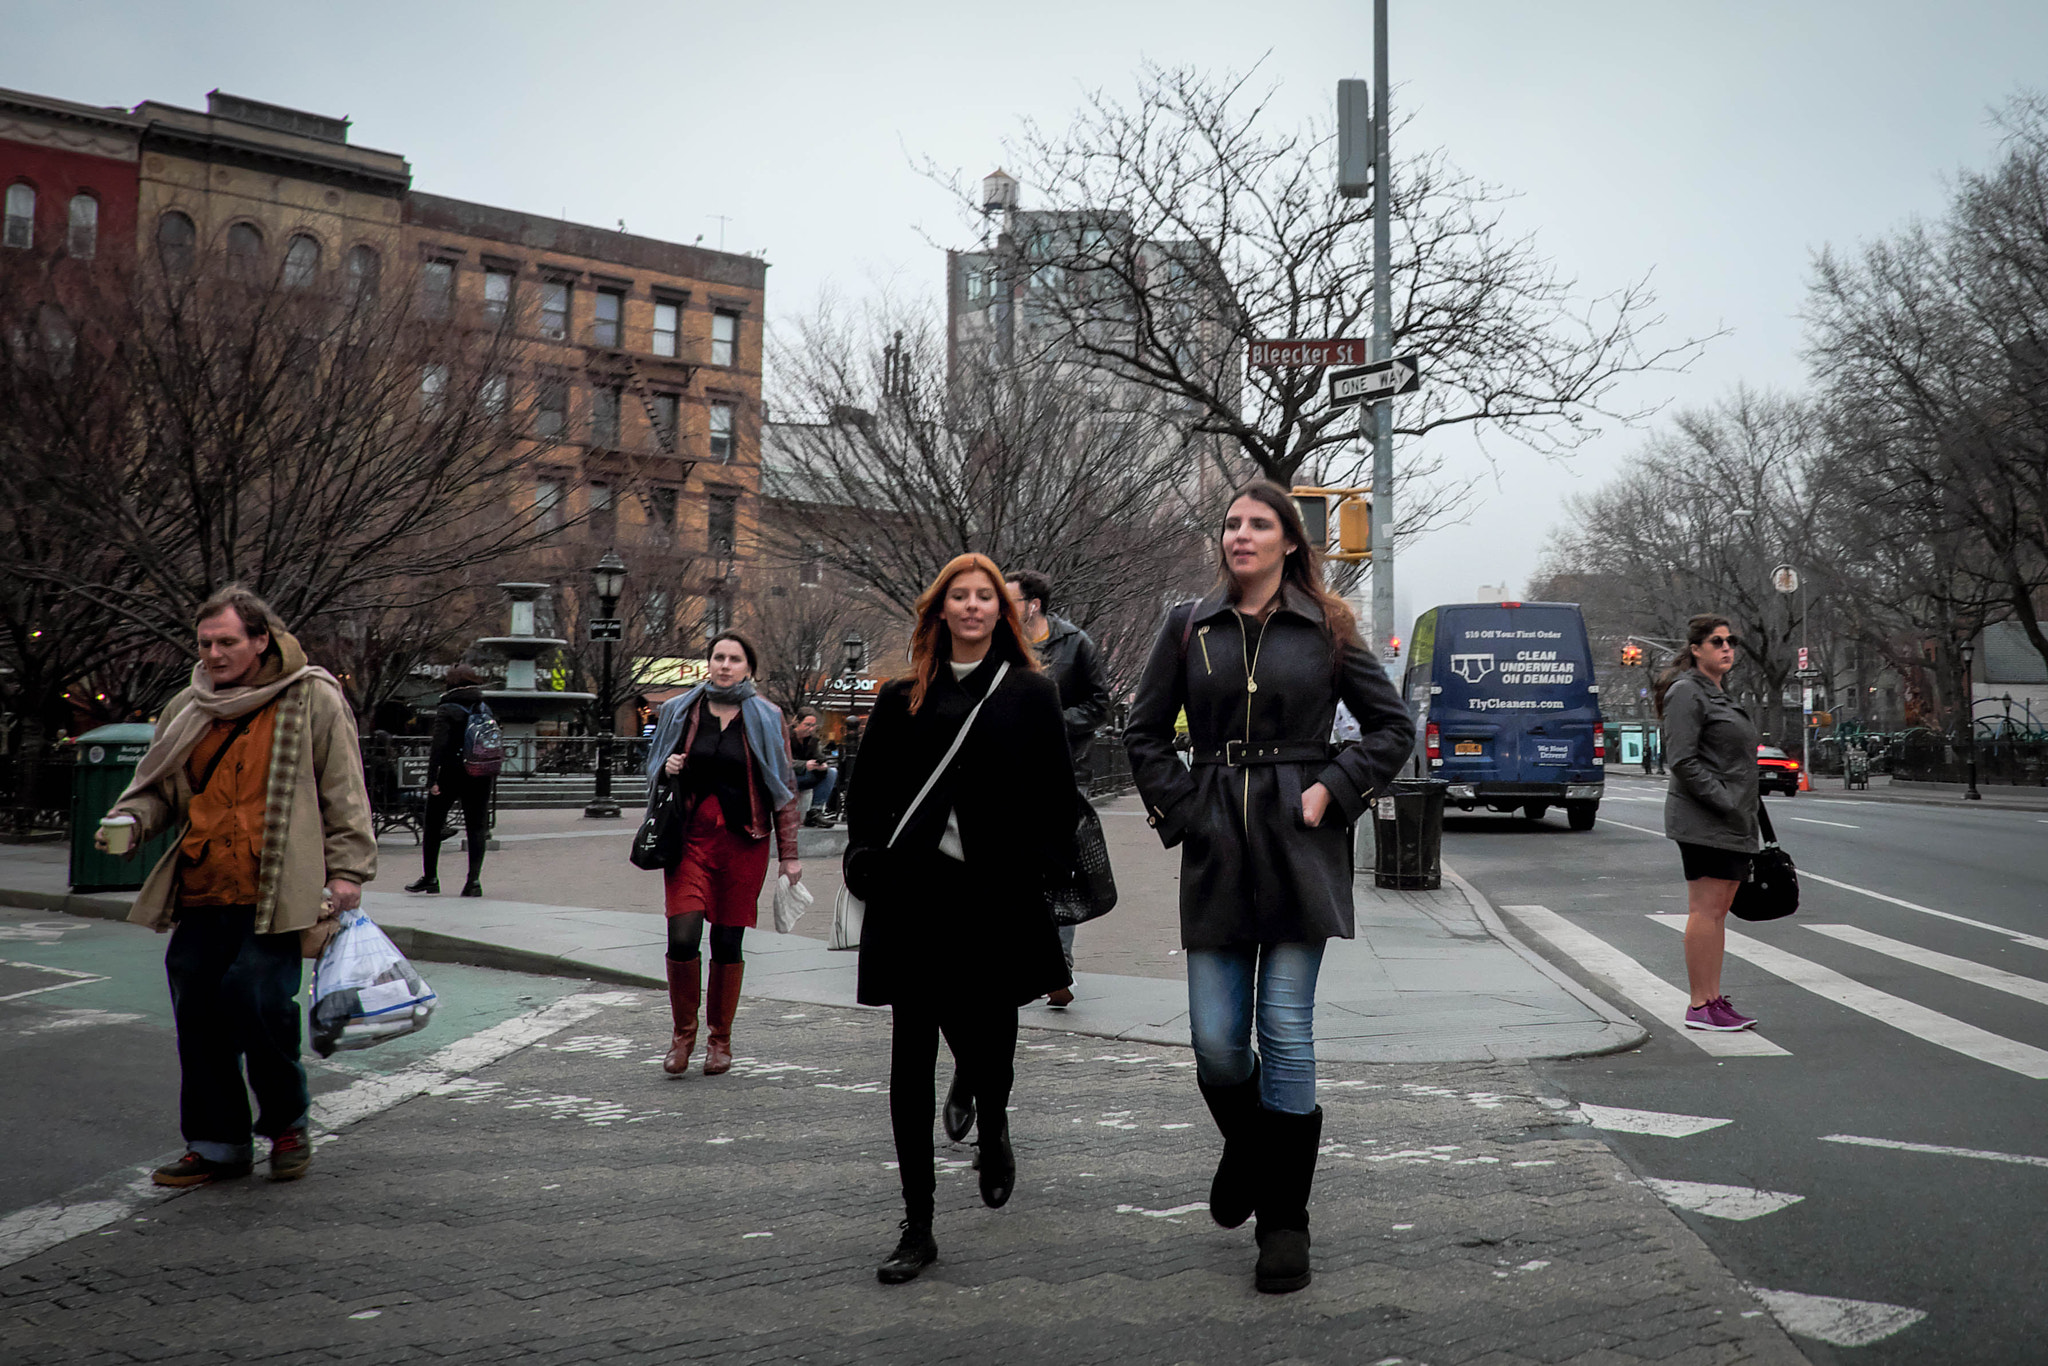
0, 988, 1805, 1365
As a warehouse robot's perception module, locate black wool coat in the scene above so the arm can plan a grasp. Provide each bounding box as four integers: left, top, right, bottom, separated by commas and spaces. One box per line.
428, 686, 489, 790
842, 651, 1076, 1008
1123, 585, 1414, 949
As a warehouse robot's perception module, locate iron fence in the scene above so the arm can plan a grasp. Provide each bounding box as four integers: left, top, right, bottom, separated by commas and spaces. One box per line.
1888, 732, 2048, 786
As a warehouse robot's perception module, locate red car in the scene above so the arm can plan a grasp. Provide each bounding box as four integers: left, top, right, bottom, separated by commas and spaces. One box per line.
1756, 745, 1801, 796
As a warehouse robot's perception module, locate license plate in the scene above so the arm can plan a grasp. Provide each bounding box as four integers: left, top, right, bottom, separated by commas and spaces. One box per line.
1454, 742, 1483, 755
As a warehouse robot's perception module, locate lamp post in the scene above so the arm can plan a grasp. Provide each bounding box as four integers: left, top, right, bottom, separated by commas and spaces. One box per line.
1960, 637, 1982, 801
584, 550, 628, 819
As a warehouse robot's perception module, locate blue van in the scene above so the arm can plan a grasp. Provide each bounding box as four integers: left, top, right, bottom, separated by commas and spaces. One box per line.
1402, 601, 1606, 829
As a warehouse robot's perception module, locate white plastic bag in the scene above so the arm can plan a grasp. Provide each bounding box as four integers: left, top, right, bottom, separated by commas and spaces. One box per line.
828, 886, 864, 951
773, 874, 814, 934
309, 908, 437, 1056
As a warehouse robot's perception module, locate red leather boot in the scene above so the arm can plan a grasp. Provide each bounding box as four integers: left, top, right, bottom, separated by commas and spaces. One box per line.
663, 956, 701, 1076
703, 961, 745, 1075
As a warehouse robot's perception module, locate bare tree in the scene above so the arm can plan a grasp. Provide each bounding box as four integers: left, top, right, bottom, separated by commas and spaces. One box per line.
925, 62, 1707, 523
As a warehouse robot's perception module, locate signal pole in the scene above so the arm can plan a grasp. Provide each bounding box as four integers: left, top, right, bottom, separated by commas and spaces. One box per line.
1369, 0, 1396, 662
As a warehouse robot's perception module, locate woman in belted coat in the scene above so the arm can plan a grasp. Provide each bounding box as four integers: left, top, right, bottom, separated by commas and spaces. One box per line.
843, 552, 1075, 1285
1124, 480, 1412, 1294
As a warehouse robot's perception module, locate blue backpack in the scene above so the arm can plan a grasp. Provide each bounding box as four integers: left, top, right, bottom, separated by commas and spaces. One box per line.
460, 701, 504, 778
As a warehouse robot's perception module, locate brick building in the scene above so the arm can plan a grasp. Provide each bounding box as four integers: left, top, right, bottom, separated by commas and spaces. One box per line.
0, 88, 142, 277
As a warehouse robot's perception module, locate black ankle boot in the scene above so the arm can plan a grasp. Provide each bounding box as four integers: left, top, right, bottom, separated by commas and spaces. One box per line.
942, 1070, 976, 1143
877, 1218, 938, 1284
977, 1122, 1015, 1209
1196, 1064, 1261, 1228
1254, 1105, 1323, 1294
405, 876, 439, 894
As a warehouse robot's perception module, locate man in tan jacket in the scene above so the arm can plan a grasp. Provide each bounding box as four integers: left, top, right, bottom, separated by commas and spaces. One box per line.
103, 586, 376, 1186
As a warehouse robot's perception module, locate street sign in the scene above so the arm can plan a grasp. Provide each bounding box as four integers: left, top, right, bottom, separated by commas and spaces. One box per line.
1798, 646, 1809, 671
1248, 338, 1371, 368
1794, 667, 1821, 680
589, 618, 623, 641
1772, 565, 1800, 594
1329, 355, 1421, 408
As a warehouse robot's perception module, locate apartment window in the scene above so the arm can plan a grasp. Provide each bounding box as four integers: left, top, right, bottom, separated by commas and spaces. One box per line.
589, 482, 617, 545
226, 222, 263, 279
800, 544, 822, 587
483, 268, 514, 324
421, 259, 455, 318
283, 234, 321, 289
345, 245, 380, 300
707, 492, 737, 555
420, 363, 448, 414
593, 288, 623, 347
38, 305, 76, 377
708, 403, 734, 462
4, 183, 33, 249
703, 589, 732, 640
652, 299, 680, 357
711, 309, 739, 366
650, 392, 679, 450
481, 373, 510, 419
650, 486, 678, 532
644, 590, 672, 641
536, 377, 568, 439
156, 211, 195, 274
535, 476, 564, 532
539, 279, 570, 340
591, 385, 621, 447
66, 194, 97, 259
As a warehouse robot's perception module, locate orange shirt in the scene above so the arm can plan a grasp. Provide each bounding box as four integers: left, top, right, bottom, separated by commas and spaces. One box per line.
177, 705, 279, 908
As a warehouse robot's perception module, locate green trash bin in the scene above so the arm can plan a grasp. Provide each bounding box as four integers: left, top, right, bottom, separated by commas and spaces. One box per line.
69, 723, 176, 894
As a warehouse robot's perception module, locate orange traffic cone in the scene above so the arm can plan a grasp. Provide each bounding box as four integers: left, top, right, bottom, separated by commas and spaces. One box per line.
1799, 770, 1810, 792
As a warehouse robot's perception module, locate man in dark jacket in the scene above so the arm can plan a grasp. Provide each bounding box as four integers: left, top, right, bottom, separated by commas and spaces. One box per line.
406, 664, 494, 897
1007, 571, 1111, 784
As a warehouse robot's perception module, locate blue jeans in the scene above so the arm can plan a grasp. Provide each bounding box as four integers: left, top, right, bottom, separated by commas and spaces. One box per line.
798, 766, 837, 811
1185, 941, 1326, 1114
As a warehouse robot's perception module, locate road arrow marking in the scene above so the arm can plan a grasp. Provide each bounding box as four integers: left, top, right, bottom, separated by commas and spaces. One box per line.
1642, 1178, 1803, 1220
1819, 1133, 2048, 1170
1649, 916, 2048, 1079
1573, 1103, 1731, 1138
1804, 924, 2048, 1007
1750, 1287, 1928, 1347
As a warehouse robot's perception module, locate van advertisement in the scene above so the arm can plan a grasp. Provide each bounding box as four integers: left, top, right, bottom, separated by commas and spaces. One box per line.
1440, 619, 1587, 710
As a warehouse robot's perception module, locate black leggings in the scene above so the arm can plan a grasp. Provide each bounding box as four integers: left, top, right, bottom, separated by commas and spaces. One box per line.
423, 779, 491, 883
666, 914, 744, 964
889, 1001, 1018, 1222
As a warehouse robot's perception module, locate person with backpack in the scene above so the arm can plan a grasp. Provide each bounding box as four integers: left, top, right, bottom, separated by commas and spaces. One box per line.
407, 664, 498, 898
1123, 481, 1412, 1295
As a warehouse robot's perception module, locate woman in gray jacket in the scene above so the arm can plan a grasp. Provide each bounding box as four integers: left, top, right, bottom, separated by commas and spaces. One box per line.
1657, 614, 1763, 1032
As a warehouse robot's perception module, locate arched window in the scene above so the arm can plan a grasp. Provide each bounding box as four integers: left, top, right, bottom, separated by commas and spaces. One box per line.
37, 305, 75, 377
67, 194, 98, 259
3, 183, 34, 250
156, 211, 196, 274
345, 244, 380, 300
226, 222, 263, 279
283, 233, 320, 289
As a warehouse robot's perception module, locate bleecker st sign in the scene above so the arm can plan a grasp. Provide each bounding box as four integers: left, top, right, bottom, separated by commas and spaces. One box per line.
1248, 339, 1371, 368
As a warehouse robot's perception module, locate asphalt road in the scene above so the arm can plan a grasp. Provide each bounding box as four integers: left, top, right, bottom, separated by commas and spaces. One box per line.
1447, 774, 2048, 1366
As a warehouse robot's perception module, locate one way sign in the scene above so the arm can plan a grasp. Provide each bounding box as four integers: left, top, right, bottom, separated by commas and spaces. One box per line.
1329, 355, 1421, 409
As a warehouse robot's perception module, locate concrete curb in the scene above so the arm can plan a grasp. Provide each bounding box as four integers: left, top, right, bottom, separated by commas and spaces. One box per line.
1441, 860, 1651, 1059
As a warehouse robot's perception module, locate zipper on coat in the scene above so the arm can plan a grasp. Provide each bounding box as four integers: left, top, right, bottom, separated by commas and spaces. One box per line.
1197, 625, 1213, 674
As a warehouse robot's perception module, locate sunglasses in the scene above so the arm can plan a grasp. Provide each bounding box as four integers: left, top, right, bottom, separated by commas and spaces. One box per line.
1705, 634, 1739, 648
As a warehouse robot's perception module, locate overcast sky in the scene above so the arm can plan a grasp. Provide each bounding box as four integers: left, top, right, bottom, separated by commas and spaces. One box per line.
6, 0, 2043, 638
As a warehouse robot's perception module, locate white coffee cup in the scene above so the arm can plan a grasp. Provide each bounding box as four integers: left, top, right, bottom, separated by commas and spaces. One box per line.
99, 814, 137, 856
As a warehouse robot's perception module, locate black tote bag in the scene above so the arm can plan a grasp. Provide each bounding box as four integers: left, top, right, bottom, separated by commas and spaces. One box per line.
629, 775, 691, 871
1047, 793, 1118, 927
1730, 802, 1798, 922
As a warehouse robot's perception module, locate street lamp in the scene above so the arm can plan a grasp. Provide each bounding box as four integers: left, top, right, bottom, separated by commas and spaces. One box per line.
585, 549, 628, 819
1959, 636, 1982, 801
842, 633, 866, 677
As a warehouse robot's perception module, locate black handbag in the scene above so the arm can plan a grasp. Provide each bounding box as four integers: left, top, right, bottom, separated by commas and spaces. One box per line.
1730, 803, 1798, 922
629, 774, 691, 871
1047, 793, 1118, 927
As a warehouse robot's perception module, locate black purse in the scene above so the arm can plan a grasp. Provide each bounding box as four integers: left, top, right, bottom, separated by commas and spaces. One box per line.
1047, 793, 1118, 927
629, 774, 691, 871
1730, 803, 1798, 922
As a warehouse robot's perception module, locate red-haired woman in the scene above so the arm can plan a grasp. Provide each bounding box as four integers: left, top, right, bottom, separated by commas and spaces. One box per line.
842, 553, 1076, 1285
642, 631, 801, 1076
1125, 481, 1413, 1294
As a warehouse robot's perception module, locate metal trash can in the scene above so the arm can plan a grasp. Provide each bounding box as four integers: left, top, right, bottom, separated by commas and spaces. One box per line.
69, 723, 175, 893
1371, 778, 1447, 890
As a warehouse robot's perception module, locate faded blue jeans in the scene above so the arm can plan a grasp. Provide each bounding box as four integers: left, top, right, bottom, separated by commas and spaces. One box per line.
1185, 940, 1326, 1114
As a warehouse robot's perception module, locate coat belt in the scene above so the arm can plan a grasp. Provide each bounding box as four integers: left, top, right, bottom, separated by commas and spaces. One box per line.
1191, 740, 1335, 767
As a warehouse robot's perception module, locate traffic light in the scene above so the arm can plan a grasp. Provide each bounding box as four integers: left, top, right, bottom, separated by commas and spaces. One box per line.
1620, 643, 1644, 667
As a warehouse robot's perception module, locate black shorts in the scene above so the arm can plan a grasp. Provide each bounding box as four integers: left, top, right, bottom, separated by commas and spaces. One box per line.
1679, 842, 1753, 883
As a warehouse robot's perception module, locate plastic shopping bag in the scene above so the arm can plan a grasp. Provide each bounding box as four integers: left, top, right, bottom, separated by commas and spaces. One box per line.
773, 874, 814, 934
308, 908, 437, 1057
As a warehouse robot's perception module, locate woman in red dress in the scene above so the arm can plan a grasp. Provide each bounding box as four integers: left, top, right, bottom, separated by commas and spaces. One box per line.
642, 632, 801, 1075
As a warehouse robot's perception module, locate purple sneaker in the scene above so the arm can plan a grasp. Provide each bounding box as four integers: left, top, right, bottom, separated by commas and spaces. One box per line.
1712, 997, 1757, 1030
1685, 1000, 1745, 1031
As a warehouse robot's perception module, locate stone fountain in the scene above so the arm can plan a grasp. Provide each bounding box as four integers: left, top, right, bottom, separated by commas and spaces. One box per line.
474, 583, 594, 774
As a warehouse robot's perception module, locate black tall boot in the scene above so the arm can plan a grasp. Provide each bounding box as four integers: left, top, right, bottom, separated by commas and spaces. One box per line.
1253, 1105, 1323, 1294
1196, 1063, 1261, 1228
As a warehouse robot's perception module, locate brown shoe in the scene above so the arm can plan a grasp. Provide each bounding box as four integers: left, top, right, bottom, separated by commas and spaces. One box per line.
152, 1151, 251, 1187
268, 1127, 312, 1182
663, 956, 701, 1076
703, 960, 744, 1075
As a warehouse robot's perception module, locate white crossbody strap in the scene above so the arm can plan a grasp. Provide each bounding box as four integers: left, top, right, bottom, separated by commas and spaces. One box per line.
885, 661, 1008, 849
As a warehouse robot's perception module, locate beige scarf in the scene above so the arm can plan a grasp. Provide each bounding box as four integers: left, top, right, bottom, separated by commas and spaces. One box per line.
119, 630, 336, 804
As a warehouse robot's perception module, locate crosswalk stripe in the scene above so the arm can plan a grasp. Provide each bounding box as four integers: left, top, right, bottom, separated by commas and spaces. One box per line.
1647, 916, 2048, 1080
1818, 1132, 2048, 1170
1575, 1103, 1730, 1137
1804, 924, 2048, 1007
1643, 1177, 1803, 1221
1750, 1287, 1928, 1348
1499, 905, 1789, 1057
